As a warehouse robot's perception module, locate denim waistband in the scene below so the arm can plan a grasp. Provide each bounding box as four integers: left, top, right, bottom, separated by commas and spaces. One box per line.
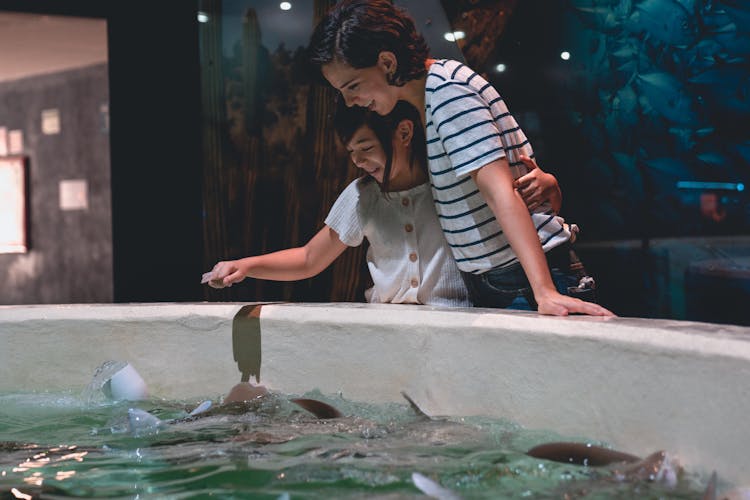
463, 242, 575, 281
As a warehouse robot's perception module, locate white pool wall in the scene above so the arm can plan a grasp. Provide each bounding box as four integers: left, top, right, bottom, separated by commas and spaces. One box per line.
0, 303, 243, 397
1, 302, 749, 486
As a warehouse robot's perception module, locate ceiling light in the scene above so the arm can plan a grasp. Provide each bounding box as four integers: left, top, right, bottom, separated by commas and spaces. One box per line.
443, 31, 465, 42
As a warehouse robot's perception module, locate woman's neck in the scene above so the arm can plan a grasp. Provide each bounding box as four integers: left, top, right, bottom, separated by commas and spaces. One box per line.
398, 59, 434, 126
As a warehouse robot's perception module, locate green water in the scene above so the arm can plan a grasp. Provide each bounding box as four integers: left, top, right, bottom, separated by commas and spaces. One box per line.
0, 391, 709, 499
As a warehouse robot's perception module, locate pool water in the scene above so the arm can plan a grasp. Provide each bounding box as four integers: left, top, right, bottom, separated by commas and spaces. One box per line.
0, 391, 710, 499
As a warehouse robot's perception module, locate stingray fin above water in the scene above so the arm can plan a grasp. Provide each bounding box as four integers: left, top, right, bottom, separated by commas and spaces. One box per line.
703, 470, 717, 500
616, 450, 671, 480
412, 472, 462, 500
127, 398, 214, 436
127, 408, 167, 436
290, 398, 343, 419
188, 400, 213, 417
701, 471, 750, 500
401, 391, 432, 420
526, 441, 641, 466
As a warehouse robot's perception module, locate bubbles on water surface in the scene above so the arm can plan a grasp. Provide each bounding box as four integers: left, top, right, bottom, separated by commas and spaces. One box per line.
0, 389, 716, 499
80, 360, 128, 405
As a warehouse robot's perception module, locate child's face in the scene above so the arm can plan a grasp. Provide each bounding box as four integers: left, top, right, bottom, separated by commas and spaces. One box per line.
322, 59, 398, 116
345, 124, 409, 187
345, 124, 389, 184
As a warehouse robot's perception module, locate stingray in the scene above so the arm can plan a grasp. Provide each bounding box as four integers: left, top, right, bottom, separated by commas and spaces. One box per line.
526, 441, 679, 486
399, 392, 713, 498
399, 393, 674, 474
221, 389, 490, 459
119, 377, 702, 498
126, 381, 345, 439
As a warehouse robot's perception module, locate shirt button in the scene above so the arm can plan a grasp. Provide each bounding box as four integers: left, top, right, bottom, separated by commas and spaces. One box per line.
404, 224, 413, 233
409, 252, 417, 262
402, 198, 410, 207
410, 278, 419, 288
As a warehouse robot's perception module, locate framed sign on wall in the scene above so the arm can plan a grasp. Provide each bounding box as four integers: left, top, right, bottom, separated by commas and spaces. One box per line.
0, 156, 29, 253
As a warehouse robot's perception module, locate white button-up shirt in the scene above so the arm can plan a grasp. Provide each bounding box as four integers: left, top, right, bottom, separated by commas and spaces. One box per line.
325, 178, 471, 307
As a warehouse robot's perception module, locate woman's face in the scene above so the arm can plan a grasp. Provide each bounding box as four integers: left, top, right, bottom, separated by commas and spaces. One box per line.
345, 124, 409, 187
322, 58, 399, 116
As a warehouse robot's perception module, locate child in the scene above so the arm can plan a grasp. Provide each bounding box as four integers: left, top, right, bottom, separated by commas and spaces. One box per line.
308, 0, 613, 317
203, 100, 471, 307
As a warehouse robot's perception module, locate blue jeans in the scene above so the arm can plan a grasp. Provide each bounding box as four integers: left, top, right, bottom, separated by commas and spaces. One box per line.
461, 243, 597, 310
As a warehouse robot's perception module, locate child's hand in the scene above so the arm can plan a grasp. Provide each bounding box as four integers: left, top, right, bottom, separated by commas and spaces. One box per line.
201, 261, 246, 288
514, 155, 562, 213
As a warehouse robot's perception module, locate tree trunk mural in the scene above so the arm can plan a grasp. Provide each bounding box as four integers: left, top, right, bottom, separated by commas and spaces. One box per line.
199, 0, 368, 303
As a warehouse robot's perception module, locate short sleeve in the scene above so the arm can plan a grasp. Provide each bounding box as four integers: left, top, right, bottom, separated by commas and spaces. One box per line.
429, 78, 506, 177
324, 178, 366, 247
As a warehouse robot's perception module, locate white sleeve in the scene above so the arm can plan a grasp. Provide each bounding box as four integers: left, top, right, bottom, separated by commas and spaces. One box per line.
324, 179, 366, 247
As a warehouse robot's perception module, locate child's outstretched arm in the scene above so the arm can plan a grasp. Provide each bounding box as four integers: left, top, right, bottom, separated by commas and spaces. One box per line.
203, 226, 348, 288
471, 159, 614, 317
514, 155, 562, 213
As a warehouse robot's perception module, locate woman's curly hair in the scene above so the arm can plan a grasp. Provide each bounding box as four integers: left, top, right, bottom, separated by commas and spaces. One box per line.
308, 0, 430, 87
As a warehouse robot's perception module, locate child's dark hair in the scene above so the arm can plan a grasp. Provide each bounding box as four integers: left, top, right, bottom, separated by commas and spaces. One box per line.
308, 0, 430, 87
334, 99, 426, 193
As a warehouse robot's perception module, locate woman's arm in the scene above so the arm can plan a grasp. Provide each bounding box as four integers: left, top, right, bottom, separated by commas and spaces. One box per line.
205, 225, 348, 288
472, 159, 612, 316
514, 155, 562, 213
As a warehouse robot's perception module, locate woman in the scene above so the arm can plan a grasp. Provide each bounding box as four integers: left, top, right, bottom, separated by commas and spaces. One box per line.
307, 0, 613, 317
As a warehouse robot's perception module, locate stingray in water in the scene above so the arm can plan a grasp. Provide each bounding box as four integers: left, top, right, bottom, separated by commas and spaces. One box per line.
401, 392, 695, 497
526, 441, 679, 486
93, 365, 728, 497
126, 381, 345, 438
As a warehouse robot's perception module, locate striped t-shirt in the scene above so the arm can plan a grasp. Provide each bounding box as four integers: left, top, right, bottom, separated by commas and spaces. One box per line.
425, 59, 571, 274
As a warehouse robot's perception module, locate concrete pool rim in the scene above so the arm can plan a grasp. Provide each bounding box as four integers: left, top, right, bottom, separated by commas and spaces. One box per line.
1, 301, 749, 486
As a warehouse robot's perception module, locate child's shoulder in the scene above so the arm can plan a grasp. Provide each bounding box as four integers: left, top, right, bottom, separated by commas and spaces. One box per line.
340, 176, 379, 202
